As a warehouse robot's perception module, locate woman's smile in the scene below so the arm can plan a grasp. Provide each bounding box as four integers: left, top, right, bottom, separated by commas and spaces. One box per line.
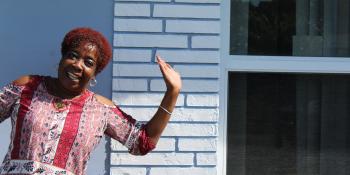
66, 71, 81, 82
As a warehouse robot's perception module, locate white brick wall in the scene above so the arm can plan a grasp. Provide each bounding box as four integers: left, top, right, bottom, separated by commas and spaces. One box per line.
166, 20, 219, 34
197, 153, 217, 166
178, 138, 217, 151
113, 93, 185, 106
116, 0, 170, 2
112, 1, 220, 175
175, 0, 220, 3
150, 79, 219, 92
192, 36, 220, 48
118, 107, 219, 122
153, 5, 220, 18
111, 138, 176, 151
173, 65, 219, 78
155, 50, 219, 63
114, 34, 188, 48
150, 168, 217, 175
110, 167, 147, 175
113, 78, 148, 91
162, 123, 217, 136
114, 19, 163, 32
187, 94, 219, 107
113, 49, 152, 62
111, 153, 194, 165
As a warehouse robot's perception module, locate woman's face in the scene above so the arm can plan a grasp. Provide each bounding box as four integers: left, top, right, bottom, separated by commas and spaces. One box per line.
58, 41, 99, 94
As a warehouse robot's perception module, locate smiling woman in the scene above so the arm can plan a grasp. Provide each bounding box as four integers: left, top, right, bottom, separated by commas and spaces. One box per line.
54, 28, 111, 98
0, 27, 182, 175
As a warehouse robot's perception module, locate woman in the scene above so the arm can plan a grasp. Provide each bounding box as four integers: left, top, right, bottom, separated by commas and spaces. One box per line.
0, 27, 181, 175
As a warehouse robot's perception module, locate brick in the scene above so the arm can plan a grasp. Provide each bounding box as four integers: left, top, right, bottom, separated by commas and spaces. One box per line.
150, 79, 219, 92
114, 3, 150, 17
116, 0, 170, 2
187, 94, 219, 107
113, 49, 152, 62
192, 35, 220, 48
175, 0, 220, 3
150, 168, 216, 175
166, 20, 219, 34
114, 18, 162, 32
114, 34, 188, 48
173, 65, 219, 78
110, 167, 147, 175
178, 138, 216, 151
163, 123, 217, 136
196, 153, 217, 166
153, 4, 220, 19
111, 153, 194, 165
118, 107, 156, 121
111, 138, 176, 151
120, 107, 219, 122
156, 50, 219, 63
113, 78, 148, 91
113, 64, 160, 77
113, 92, 185, 106
172, 108, 218, 121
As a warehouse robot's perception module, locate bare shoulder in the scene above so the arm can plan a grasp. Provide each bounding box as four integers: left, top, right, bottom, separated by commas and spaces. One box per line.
94, 94, 115, 107
12, 75, 32, 86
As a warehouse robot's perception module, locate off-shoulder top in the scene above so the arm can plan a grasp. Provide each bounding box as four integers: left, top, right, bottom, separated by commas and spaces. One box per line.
0, 75, 155, 175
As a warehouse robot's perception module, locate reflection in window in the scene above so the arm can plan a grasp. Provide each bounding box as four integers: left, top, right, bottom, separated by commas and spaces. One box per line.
230, 0, 350, 57
227, 72, 350, 175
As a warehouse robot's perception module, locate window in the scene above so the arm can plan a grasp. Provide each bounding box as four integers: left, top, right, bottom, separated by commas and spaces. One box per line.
230, 0, 350, 57
227, 72, 350, 175
219, 1, 350, 175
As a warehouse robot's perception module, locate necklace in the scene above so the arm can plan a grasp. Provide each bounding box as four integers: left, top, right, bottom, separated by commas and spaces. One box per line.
54, 99, 66, 109
52, 98, 68, 111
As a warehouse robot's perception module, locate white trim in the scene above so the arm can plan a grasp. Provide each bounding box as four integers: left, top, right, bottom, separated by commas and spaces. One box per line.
221, 55, 350, 74
218, 1, 230, 175
218, 66, 228, 175
219, 0, 350, 175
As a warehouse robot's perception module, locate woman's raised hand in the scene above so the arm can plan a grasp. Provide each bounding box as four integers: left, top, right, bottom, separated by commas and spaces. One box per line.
156, 55, 182, 93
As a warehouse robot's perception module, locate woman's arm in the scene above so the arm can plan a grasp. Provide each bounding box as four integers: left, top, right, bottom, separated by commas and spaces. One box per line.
0, 75, 29, 123
145, 55, 182, 144
102, 56, 181, 154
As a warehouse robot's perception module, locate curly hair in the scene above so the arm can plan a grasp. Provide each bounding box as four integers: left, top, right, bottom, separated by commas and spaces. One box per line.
61, 27, 112, 74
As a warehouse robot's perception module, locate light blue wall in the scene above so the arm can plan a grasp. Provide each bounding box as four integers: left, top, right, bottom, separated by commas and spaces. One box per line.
0, 1, 113, 174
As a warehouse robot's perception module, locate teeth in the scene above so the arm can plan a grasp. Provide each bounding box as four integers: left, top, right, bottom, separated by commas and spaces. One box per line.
67, 72, 79, 81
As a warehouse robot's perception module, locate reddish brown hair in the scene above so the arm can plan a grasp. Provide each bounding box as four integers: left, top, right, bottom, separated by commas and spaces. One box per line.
61, 27, 112, 74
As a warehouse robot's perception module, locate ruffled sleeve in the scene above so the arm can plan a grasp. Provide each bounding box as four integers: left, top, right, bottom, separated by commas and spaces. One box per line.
0, 83, 24, 123
104, 106, 156, 155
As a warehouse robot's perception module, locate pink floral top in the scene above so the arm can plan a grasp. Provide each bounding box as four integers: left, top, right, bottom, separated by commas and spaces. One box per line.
0, 76, 155, 175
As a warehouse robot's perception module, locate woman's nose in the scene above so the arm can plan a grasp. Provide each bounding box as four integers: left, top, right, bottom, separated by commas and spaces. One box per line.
72, 59, 84, 71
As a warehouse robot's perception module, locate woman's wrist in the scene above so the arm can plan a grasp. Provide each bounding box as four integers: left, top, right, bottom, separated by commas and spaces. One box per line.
166, 87, 180, 95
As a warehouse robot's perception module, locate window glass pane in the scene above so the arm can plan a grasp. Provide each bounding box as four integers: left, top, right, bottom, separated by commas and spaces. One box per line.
227, 72, 350, 175
230, 0, 350, 57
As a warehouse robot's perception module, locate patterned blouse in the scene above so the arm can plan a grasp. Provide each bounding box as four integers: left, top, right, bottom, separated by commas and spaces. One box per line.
0, 76, 155, 175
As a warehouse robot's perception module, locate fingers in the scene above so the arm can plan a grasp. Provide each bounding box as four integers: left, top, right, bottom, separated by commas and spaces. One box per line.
157, 55, 169, 71
157, 55, 173, 69
156, 55, 166, 66
156, 55, 167, 76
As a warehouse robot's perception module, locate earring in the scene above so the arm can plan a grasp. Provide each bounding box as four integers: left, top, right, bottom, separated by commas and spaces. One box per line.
90, 78, 97, 87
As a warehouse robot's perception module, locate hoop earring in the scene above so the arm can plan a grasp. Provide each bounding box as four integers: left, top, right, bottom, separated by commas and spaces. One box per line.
90, 78, 97, 87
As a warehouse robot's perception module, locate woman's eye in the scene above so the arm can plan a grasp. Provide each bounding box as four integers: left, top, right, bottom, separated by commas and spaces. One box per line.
84, 59, 95, 68
66, 52, 78, 59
